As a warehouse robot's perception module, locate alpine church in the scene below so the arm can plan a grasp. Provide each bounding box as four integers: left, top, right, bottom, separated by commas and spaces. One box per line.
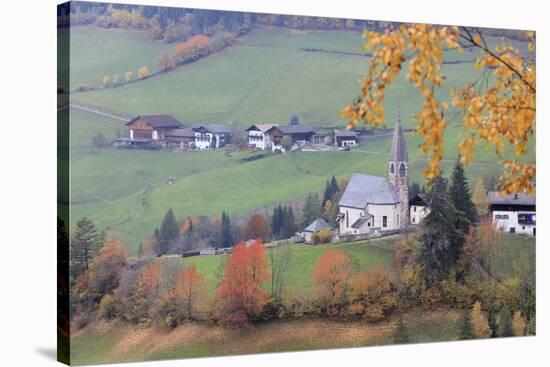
337, 111, 410, 235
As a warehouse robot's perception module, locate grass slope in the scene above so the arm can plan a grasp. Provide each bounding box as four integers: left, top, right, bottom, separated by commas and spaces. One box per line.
66, 26, 173, 87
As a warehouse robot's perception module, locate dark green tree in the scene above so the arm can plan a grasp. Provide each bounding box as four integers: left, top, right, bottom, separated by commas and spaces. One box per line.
449, 159, 478, 261
487, 310, 498, 338
159, 208, 179, 255
70, 217, 102, 278
289, 114, 300, 125
282, 205, 297, 239
393, 317, 410, 344
409, 182, 422, 200
220, 211, 234, 248
419, 174, 459, 287
498, 305, 514, 337
271, 205, 284, 239
302, 192, 321, 227
458, 311, 473, 340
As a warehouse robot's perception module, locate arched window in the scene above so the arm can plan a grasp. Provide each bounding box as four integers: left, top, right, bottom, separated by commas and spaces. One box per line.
390, 163, 395, 174
399, 163, 406, 177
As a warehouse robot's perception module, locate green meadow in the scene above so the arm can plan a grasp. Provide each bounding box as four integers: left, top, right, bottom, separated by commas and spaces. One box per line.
65, 25, 534, 250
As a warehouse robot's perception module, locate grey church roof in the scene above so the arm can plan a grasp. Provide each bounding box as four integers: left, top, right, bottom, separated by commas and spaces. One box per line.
339, 173, 400, 208
389, 111, 409, 162
304, 218, 331, 232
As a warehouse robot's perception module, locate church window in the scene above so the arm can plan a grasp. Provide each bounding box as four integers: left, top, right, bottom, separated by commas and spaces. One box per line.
399, 163, 406, 177
397, 214, 400, 227
390, 163, 395, 174
346, 210, 349, 228
382, 216, 388, 228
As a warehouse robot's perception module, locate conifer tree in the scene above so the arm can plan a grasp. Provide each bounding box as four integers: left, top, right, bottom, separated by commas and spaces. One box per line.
419, 174, 459, 287
302, 192, 321, 227
220, 211, 234, 248
393, 317, 410, 344
71, 217, 102, 278
283, 205, 296, 239
159, 208, 179, 255
487, 309, 498, 337
449, 159, 478, 262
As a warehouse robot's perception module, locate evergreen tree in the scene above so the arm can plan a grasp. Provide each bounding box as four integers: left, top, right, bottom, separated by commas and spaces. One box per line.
289, 114, 299, 125
159, 208, 179, 255
282, 205, 297, 239
419, 174, 459, 287
458, 310, 473, 340
220, 211, 234, 248
409, 182, 421, 200
322, 179, 331, 208
271, 205, 284, 239
449, 159, 478, 262
498, 306, 514, 337
393, 317, 410, 344
70, 217, 102, 278
302, 192, 322, 227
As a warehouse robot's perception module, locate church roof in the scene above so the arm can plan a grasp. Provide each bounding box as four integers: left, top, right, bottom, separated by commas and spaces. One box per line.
390, 111, 408, 162
304, 218, 331, 232
339, 173, 400, 208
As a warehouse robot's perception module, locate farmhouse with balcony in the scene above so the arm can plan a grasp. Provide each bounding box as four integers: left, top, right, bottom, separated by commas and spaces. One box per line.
192, 124, 234, 150
245, 124, 279, 150
334, 131, 359, 147
125, 115, 183, 144
337, 112, 409, 236
265, 125, 316, 152
488, 191, 536, 236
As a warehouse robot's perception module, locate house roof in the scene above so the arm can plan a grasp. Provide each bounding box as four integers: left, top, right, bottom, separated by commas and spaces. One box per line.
192, 124, 233, 134
389, 111, 408, 162
304, 218, 331, 232
126, 115, 183, 128
335, 131, 359, 138
487, 192, 536, 206
339, 173, 400, 208
278, 125, 316, 135
166, 128, 195, 138
409, 193, 428, 206
246, 124, 279, 133
351, 215, 373, 229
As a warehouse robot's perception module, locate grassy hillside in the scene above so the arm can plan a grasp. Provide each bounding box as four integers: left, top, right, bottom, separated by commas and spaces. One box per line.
66, 26, 173, 87
71, 26, 493, 129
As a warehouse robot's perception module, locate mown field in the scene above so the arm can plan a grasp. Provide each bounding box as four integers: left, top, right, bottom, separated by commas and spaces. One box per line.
71, 26, 493, 129
62, 25, 173, 87
64, 25, 534, 250
70, 234, 535, 365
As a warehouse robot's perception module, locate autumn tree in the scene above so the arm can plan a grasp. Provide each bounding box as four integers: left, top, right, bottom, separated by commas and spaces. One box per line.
137, 66, 151, 79
175, 265, 206, 319
129, 261, 163, 323
312, 249, 352, 300
270, 243, 293, 302
512, 311, 526, 336
458, 310, 473, 340
71, 217, 102, 279
473, 177, 489, 217
77, 240, 128, 310
471, 301, 491, 339
342, 25, 535, 194
157, 52, 175, 71
245, 213, 271, 241
217, 240, 269, 325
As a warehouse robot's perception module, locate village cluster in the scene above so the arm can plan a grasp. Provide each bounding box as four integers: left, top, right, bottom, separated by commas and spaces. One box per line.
114, 113, 369, 152
115, 112, 535, 258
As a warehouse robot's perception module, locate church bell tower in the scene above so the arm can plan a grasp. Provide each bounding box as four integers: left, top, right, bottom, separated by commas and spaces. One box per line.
388, 110, 409, 227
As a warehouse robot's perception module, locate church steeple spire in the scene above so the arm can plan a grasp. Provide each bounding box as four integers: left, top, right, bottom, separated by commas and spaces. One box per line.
390, 108, 409, 162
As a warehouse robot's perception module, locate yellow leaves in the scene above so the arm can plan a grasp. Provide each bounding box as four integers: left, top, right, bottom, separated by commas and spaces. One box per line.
343, 23, 535, 194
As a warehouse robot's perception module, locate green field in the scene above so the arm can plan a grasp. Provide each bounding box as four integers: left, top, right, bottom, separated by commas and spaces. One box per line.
63, 25, 173, 87
64, 25, 534, 250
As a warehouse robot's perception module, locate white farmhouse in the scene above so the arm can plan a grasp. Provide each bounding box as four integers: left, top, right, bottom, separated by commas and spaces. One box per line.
245, 124, 278, 150
192, 124, 233, 150
409, 193, 429, 225
488, 192, 536, 236
337, 112, 409, 235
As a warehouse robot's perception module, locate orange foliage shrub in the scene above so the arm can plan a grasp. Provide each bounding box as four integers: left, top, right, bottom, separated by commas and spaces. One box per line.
245, 213, 271, 241
312, 249, 351, 300
216, 239, 269, 325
